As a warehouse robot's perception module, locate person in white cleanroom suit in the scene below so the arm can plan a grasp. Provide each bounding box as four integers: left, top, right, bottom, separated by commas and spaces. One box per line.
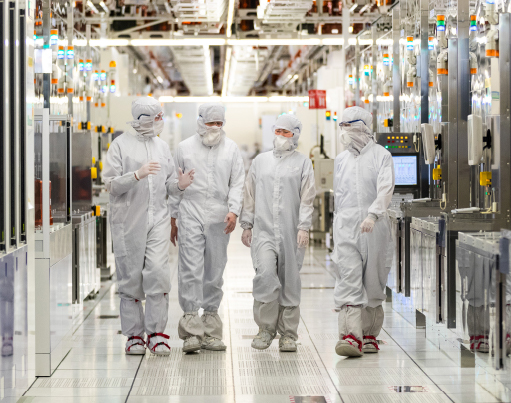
240, 114, 316, 352
103, 97, 195, 356
169, 103, 245, 353
332, 106, 395, 357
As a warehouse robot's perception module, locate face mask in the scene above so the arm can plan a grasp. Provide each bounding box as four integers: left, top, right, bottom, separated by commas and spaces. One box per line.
129, 116, 162, 138
274, 135, 294, 151
202, 126, 222, 146
339, 130, 352, 146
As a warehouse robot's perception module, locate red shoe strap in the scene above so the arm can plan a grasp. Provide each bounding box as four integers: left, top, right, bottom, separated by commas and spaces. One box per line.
127, 336, 146, 345
342, 335, 362, 351
147, 333, 170, 343
151, 342, 171, 352
127, 336, 146, 352
363, 335, 380, 350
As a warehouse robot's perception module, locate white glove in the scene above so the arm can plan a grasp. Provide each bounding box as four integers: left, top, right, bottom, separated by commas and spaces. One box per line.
241, 229, 252, 247
136, 161, 160, 180
360, 216, 375, 233
178, 168, 195, 190
297, 230, 309, 248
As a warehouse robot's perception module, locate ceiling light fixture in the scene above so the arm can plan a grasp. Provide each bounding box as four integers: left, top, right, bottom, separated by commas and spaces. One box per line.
87, 0, 99, 14
226, 0, 236, 38
221, 47, 232, 96
99, 1, 109, 13
349, 3, 358, 12
359, 4, 370, 13
158, 96, 310, 103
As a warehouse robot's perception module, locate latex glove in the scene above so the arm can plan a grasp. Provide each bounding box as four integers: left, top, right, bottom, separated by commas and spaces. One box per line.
360, 216, 375, 233
224, 212, 237, 234
170, 218, 178, 247
136, 161, 160, 180
241, 229, 252, 247
178, 168, 195, 190
297, 230, 309, 248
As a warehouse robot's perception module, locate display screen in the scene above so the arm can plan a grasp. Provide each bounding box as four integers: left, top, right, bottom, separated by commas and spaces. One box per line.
393, 155, 418, 186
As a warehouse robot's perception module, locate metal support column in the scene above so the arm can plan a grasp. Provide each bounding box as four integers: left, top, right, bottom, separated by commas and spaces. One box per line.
457, 0, 471, 208
392, 5, 401, 131
499, 14, 511, 226
371, 23, 378, 133
420, 0, 429, 125
355, 40, 360, 106
42, 0, 50, 108
445, 38, 458, 210
67, 5, 73, 115
86, 24, 91, 122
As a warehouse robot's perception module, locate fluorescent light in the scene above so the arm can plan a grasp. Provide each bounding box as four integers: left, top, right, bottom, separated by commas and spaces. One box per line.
227, 38, 321, 46
131, 38, 226, 46
221, 96, 268, 102
226, 0, 235, 38
99, 1, 109, 13
359, 4, 370, 13
331, 29, 339, 34
358, 38, 373, 45
321, 38, 344, 45
349, 3, 358, 12
268, 96, 309, 103
173, 96, 222, 103
157, 76, 164, 83
93, 39, 129, 46
87, 0, 99, 14
204, 46, 214, 95
221, 47, 232, 96
159, 96, 308, 103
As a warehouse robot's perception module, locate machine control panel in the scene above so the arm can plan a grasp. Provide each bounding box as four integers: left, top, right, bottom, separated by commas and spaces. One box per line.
377, 133, 414, 152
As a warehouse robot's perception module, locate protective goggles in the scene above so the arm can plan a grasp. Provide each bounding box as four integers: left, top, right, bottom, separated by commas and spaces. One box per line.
138, 111, 164, 121
338, 119, 366, 128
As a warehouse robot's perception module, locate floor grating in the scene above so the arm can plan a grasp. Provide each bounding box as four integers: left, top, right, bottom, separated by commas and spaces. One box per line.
34, 378, 132, 388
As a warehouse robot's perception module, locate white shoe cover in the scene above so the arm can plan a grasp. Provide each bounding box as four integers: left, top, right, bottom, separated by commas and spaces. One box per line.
147, 333, 171, 356
201, 337, 227, 351
183, 336, 202, 353
279, 336, 297, 352
362, 336, 379, 353
125, 336, 146, 355
251, 330, 275, 350
335, 339, 363, 357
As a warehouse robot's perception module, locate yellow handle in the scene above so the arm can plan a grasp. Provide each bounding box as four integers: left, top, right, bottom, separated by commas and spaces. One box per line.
91, 167, 98, 179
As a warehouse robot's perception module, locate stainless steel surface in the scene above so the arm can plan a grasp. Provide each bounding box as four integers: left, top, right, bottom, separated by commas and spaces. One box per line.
419, 0, 429, 125
456, 0, 471, 209
392, 4, 401, 132
446, 38, 459, 210
72, 131, 93, 213
499, 14, 511, 227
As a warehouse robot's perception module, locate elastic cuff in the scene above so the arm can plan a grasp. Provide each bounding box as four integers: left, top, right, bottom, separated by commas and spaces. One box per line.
240, 222, 253, 230
183, 311, 199, 316
229, 209, 240, 217
297, 227, 309, 232
203, 310, 218, 315
367, 213, 378, 222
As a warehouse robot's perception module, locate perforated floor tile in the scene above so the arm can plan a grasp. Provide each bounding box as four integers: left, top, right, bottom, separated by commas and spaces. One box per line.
332, 368, 430, 386
23, 233, 511, 403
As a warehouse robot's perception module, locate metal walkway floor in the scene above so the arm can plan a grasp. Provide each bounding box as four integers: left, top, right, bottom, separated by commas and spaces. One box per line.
21, 229, 511, 403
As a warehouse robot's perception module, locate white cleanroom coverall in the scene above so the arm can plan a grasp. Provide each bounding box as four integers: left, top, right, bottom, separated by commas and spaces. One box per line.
103, 97, 182, 352
240, 114, 316, 341
333, 106, 395, 352
169, 103, 245, 342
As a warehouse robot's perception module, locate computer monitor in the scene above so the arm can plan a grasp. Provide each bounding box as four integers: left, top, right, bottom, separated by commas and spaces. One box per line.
392, 155, 418, 186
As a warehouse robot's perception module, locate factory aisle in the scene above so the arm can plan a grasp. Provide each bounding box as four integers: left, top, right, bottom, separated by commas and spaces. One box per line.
21, 229, 511, 403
